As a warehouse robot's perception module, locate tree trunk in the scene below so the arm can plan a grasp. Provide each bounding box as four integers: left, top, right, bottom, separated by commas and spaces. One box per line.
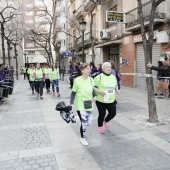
90, 7, 96, 62
143, 42, 158, 122
14, 44, 18, 80
1, 23, 6, 65
138, 0, 158, 122
7, 39, 11, 67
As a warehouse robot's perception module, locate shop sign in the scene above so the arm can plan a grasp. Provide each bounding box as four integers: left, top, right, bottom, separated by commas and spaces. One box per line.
106, 11, 124, 23
134, 31, 158, 43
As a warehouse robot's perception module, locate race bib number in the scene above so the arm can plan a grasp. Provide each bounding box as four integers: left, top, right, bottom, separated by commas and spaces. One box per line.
107, 87, 115, 94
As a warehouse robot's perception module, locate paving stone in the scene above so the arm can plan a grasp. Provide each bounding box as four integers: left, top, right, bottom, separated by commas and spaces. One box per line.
0, 154, 58, 170
0, 126, 51, 152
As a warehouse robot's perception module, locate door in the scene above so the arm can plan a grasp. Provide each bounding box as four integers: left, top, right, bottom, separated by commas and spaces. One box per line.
136, 43, 161, 89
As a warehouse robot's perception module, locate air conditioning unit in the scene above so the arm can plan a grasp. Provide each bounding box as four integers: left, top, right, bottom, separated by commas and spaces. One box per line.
100, 29, 111, 40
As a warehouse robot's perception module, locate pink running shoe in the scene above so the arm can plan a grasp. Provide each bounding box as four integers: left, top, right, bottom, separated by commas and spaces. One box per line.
98, 127, 104, 134
104, 121, 109, 130
52, 92, 55, 96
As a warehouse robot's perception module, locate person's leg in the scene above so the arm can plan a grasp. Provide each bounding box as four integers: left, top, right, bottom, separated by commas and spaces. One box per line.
77, 111, 89, 146
96, 101, 106, 133
55, 79, 59, 93
105, 100, 117, 123
47, 79, 50, 90
36, 81, 40, 96
45, 79, 48, 91
24, 73, 26, 80
52, 80, 55, 95
40, 81, 44, 97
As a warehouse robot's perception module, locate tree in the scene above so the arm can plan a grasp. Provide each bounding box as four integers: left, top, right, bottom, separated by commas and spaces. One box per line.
137, 0, 165, 122
0, 0, 20, 65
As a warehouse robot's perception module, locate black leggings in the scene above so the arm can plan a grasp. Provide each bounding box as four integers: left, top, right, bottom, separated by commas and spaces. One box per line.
29, 81, 35, 92
45, 79, 50, 90
35, 81, 44, 96
96, 100, 116, 127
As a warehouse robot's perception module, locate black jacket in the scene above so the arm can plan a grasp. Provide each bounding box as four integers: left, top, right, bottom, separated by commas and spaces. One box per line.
151, 65, 170, 79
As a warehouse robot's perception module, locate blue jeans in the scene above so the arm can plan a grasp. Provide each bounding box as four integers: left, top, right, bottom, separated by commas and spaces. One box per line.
52, 79, 59, 93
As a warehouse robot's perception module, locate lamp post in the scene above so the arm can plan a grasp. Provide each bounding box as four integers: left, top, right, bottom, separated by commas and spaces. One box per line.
24, 53, 26, 67
79, 19, 86, 63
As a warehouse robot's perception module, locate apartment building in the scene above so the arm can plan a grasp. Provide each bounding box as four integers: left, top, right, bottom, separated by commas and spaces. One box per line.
67, 0, 123, 72
121, 0, 170, 89
22, 0, 53, 65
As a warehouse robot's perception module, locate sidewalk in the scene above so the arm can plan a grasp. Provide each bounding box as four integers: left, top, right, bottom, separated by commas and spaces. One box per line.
0, 76, 170, 170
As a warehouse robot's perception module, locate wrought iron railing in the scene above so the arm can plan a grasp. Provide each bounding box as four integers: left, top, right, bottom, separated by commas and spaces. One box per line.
125, 1, 166, 29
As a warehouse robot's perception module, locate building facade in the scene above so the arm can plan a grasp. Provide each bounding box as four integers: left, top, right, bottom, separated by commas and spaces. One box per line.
121, 0, 170, 89
22, 0, 53, 65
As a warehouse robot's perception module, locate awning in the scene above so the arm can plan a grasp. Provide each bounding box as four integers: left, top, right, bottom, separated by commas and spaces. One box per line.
62, 51, 76, 57
94, 39, 122, 48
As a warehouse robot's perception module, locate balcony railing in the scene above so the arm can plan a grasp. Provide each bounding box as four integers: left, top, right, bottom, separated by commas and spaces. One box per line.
125, 1, 166, 30
76, 32, 98, 48
84, 0, 95, 12
75, 5, 84, 19
69, 15, 76, 28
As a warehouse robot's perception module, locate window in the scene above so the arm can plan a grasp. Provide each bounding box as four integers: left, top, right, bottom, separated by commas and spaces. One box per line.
28, 51, 35, 55
25, 4, 33, 8
25, 20, 34, 24
26, 43, 34, 48
25, 11, 33, 16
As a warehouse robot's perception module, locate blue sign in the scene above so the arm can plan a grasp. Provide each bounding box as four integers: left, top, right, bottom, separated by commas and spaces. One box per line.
62, 51, 76, 57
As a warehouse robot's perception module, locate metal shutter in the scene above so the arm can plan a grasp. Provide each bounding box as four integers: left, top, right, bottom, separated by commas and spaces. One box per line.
136, 43, 160, 89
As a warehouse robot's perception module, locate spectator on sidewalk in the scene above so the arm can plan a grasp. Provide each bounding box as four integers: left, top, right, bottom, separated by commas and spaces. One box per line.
94, 62, 119, 134
70, 63, 96, 146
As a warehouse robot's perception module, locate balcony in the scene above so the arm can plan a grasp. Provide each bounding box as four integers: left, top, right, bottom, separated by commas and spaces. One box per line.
69, 15, 76, 28
75, 5, 84, 20
84, 0, 95, 12
76, 32, 98, 48
125, 1, 166, 32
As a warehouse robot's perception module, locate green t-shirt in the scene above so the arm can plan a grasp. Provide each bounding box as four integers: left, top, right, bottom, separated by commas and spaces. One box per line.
94, 73, 117, 103
51, 68, 59, 80
23, 67, 27, 73
29, 69, 35, 81
35, 68, 43, 81
27, 68, 30, 74
43, 68, 50, 79
72, 76, 94, 111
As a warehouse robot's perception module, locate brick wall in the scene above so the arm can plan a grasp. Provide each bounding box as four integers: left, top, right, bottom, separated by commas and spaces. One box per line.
122, 35, 136, 87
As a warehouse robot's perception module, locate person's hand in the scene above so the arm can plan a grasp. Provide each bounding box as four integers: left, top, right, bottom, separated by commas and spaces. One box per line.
92, 96, 97, 102
147, 63, 152, 68
116, 90, 120, 94
100, 90, 105, 96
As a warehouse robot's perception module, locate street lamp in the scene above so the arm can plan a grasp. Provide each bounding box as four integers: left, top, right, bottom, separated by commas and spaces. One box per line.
24, 53, 26, 67
79, 19, 86, 63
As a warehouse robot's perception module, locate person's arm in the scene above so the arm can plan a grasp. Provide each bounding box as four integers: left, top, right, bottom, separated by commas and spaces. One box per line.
70, 91, 76, 105
147, 63, 169, 73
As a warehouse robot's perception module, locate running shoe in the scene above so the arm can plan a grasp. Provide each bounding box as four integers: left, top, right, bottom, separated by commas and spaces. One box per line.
57, 93, 60, 97
52, 92, 55, 96
79, 138, 88, 146
98, 127, 104, 134
104, 121, 109, 130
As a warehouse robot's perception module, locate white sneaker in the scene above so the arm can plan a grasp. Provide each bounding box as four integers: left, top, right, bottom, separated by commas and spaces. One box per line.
79, 138, 88, 146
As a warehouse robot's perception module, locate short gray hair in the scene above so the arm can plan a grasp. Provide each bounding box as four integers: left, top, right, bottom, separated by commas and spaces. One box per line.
102, 62, 111, 70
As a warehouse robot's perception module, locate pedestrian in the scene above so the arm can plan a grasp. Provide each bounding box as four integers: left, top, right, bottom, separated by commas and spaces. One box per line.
22, 66, 27, 80
94, 62, 118, 133
28, 64, 36, 94
97, 63, 102, 74
44, 64, 51, 93
147, 54, 170, 98
110, 61, 121, 90
70, 63, 96, 146
50, 64, 60, 97
90, 62, 98, 79
69, 62, 78, 88
34, 63, 44, 99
